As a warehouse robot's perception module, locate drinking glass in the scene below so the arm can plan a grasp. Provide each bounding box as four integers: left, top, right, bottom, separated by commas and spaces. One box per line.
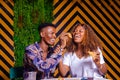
24, 72, 37, 80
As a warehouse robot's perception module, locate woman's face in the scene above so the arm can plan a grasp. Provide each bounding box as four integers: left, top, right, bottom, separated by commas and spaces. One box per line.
72, 25, 86, 43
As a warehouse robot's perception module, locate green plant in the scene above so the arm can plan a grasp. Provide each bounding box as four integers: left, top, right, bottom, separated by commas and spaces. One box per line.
13, 0, 54, 67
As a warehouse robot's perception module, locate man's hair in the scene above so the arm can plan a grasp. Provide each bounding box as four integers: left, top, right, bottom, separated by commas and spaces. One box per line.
38, 23, 56, 33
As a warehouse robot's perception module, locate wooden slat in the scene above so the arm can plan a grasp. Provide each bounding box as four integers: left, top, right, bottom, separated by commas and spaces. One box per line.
53, 0, 119, 79
1, 40, 14, 57
0, 9, 13, 25
0, 29, 14, 46
1, 50, 14, 66
109, 0, 120, 14
0, 71, 9, 80
1, 1, 14, 16
0, 19, 14, 36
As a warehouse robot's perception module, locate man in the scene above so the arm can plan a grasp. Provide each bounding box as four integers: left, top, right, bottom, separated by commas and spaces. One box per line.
23, 23, 62, 79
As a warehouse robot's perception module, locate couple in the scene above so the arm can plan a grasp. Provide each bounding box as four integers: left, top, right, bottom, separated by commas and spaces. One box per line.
23, 23, 107, 80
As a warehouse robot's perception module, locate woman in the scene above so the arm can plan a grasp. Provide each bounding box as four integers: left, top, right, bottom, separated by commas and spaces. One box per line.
59, 23, 107, 78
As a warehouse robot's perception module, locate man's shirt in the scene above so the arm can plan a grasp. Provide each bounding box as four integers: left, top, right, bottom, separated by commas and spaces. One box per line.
24, 42, 62, 79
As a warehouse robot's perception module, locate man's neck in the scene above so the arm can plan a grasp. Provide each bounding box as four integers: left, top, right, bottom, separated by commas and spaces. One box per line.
39, 40, 48, 52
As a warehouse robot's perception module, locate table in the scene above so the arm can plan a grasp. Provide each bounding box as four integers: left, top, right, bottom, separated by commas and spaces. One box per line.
41, 77, 112, 80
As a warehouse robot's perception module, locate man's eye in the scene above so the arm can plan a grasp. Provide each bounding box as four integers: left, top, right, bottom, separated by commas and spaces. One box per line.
52, 32, 54, 34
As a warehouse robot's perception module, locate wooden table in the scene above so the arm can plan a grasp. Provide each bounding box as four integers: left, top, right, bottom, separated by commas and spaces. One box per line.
41, 77, 112, 80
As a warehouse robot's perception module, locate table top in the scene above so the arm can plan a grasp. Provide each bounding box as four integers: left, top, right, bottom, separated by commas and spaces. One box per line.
41, 77, 112, 80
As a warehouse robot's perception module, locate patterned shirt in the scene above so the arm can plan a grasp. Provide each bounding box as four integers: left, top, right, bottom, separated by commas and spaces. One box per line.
24, 42, 62, 79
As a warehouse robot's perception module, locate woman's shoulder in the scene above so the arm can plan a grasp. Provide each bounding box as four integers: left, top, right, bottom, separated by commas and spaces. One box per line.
64, 51, 74, 57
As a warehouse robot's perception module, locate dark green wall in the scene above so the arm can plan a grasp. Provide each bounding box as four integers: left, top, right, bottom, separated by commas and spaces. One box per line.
13, 0, 54, 66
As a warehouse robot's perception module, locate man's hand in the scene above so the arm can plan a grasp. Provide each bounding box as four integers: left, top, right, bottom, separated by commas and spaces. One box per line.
59, 32, 72, 49
54, 45, 61, 54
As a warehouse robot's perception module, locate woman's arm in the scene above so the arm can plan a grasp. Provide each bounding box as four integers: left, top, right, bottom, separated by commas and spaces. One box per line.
96, 62, 107, 75
59, 59, 70, 76
53, 45, 70, 76
92, 49, 107, 75
88, 48, 107, 75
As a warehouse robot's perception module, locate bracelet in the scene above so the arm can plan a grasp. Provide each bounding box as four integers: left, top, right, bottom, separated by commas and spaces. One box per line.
60, 46, 65, 52
60, 48, 64, 52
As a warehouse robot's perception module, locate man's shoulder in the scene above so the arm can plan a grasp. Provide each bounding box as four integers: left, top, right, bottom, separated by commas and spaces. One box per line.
26, 42, 38, 50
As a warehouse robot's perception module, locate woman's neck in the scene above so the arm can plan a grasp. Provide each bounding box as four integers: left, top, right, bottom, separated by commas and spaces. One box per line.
75, 47, 83, 58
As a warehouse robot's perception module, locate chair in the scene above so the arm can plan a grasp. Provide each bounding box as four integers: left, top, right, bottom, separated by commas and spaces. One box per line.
10, 66, 24, 80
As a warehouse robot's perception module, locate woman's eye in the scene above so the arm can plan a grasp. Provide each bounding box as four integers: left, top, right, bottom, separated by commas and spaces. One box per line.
79, 30, 83, 32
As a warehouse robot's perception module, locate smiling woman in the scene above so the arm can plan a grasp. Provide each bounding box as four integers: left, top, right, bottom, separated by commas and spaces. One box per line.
59, 23, 107, 78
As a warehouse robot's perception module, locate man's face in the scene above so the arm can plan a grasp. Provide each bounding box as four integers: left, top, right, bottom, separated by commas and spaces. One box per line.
41, 26, 56, 46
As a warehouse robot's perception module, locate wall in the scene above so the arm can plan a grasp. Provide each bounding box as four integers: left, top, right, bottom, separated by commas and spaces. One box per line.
0, 0, 14, 80
53, 0, 119, 80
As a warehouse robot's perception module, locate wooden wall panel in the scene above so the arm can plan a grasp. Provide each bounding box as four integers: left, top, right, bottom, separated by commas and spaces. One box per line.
53, 0, 120, 80
0, 0, 14, 80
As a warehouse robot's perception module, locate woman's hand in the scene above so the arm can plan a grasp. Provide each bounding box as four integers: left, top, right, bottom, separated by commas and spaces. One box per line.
88, 51, 107, 75
88, 51, 101, 67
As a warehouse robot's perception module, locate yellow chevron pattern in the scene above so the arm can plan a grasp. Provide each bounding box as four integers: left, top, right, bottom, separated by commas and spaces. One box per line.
0, 0, 14, 80
53, 0, 120, 80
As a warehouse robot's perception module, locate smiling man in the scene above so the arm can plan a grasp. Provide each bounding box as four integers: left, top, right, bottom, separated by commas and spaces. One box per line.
23, 23, 62, 79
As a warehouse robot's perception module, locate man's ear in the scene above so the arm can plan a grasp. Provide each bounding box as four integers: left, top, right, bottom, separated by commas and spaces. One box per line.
40, 32, 45, 37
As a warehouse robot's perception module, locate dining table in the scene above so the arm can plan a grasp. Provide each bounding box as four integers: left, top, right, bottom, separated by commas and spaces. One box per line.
41, 77, 112, 80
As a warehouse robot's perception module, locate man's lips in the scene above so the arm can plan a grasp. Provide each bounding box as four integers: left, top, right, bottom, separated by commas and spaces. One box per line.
50, 39, 55, 43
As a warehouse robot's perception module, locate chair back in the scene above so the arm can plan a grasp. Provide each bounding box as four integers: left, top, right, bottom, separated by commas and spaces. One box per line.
10, 66, 24, 80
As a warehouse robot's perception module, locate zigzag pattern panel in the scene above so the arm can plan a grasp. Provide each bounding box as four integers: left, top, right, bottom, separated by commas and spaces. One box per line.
0, 0, 14, 80
53, 0, 120, 80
